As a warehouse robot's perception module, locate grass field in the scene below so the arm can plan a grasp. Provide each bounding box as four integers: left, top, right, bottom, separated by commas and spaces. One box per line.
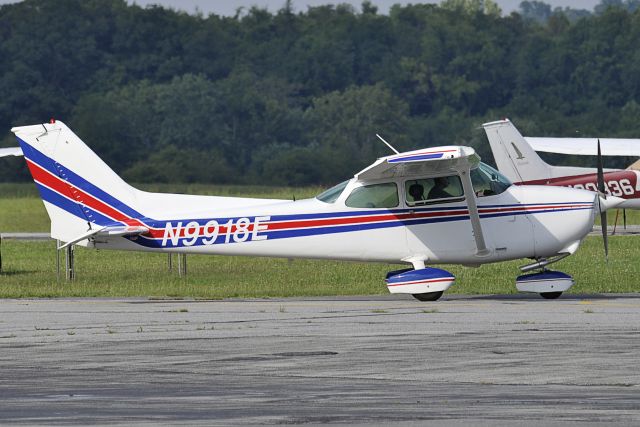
0, 236, 637, 298
1, 183, 639, 298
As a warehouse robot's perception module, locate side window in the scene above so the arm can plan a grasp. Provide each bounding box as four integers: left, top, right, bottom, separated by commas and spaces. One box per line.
405, 176, 464, 206
345, 183, 399, 208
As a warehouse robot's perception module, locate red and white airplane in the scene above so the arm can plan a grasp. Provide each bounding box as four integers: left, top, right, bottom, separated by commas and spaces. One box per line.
483, 119, 640, 209
9, 120, 614, 300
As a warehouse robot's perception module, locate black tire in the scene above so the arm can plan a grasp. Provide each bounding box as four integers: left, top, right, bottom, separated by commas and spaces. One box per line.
540, 292, 562, 299
412, 291, 444, 302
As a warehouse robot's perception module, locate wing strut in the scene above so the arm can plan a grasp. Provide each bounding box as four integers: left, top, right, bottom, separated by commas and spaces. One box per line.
459, 169, 490, 257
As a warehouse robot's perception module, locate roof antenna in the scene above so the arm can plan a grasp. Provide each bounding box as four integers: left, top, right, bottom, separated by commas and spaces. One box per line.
376, 133, 400, 154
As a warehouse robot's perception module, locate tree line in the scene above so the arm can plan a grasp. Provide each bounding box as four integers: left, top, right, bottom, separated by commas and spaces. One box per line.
1, 0, 640, 185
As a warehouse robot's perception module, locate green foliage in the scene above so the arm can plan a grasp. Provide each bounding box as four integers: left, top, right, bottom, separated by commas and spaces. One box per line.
1, 0, 640, 184
121, 145, 232, 183
441, 0, 502, 16
304, 84, 410, 182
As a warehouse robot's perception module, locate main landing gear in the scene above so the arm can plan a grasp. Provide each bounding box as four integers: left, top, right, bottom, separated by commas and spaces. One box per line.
385, 267, 455, 302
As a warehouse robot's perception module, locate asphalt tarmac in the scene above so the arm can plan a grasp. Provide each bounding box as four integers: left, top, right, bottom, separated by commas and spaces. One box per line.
1, 295, 639, 425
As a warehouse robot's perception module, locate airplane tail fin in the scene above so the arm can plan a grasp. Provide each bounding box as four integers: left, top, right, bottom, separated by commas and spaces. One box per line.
482, 119, 553, 183
12, 121, 142, 244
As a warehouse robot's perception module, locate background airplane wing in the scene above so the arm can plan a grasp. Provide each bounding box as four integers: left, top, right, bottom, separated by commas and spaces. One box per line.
0, 147, 23, 157
525, 137, 640, 157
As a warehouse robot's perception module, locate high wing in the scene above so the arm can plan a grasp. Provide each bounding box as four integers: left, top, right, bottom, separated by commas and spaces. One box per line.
356, 146, 488, 256
525, 137, 640, 157
355, 146, 480, 180
0, 147, 23, 157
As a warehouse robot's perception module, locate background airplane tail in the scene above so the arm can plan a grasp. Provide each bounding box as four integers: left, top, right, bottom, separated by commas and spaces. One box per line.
12, 121, 141, 243
482, 119, 553, 183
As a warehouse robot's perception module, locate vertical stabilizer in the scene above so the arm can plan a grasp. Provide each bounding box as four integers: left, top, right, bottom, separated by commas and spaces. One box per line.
12, 121, 140, 243
482, 119, 553, 183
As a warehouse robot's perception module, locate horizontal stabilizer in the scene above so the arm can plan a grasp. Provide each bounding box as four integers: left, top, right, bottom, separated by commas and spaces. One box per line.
58, 225, 149, 249
525, 137, 640, 157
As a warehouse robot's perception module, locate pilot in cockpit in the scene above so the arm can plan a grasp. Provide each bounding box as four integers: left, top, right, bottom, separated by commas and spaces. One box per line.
428, 176, 451, 199
408, 183, 425, 202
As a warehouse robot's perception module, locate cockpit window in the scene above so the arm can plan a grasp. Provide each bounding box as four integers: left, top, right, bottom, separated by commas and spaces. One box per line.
316, 180, 349, 203
345, 182, 399, 208
405, 176, 464, 206
471, 162, 512, 197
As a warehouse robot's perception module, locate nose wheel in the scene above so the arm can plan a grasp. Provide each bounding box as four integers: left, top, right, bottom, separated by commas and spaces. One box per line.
412, 291, 444, 302
516, 270, 574, 299
540, 291, 563, 299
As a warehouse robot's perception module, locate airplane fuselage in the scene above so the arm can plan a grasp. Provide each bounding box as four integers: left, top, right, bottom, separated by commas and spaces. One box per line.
89, 181, 596, 267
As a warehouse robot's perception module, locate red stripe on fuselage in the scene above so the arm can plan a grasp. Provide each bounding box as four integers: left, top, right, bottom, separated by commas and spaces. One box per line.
142, 203, 590, 241
142, 208, 473, 239
264, 209, 470, 231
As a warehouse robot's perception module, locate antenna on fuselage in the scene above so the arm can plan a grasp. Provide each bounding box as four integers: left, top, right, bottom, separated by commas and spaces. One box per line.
376, 133, 400, 154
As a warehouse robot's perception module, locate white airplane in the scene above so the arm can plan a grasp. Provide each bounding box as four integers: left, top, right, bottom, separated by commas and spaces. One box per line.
12, 120, 609, 300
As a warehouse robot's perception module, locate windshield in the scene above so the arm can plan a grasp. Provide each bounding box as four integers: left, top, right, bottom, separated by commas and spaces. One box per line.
471, 162, 512, 197
316, 180, 349, 203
